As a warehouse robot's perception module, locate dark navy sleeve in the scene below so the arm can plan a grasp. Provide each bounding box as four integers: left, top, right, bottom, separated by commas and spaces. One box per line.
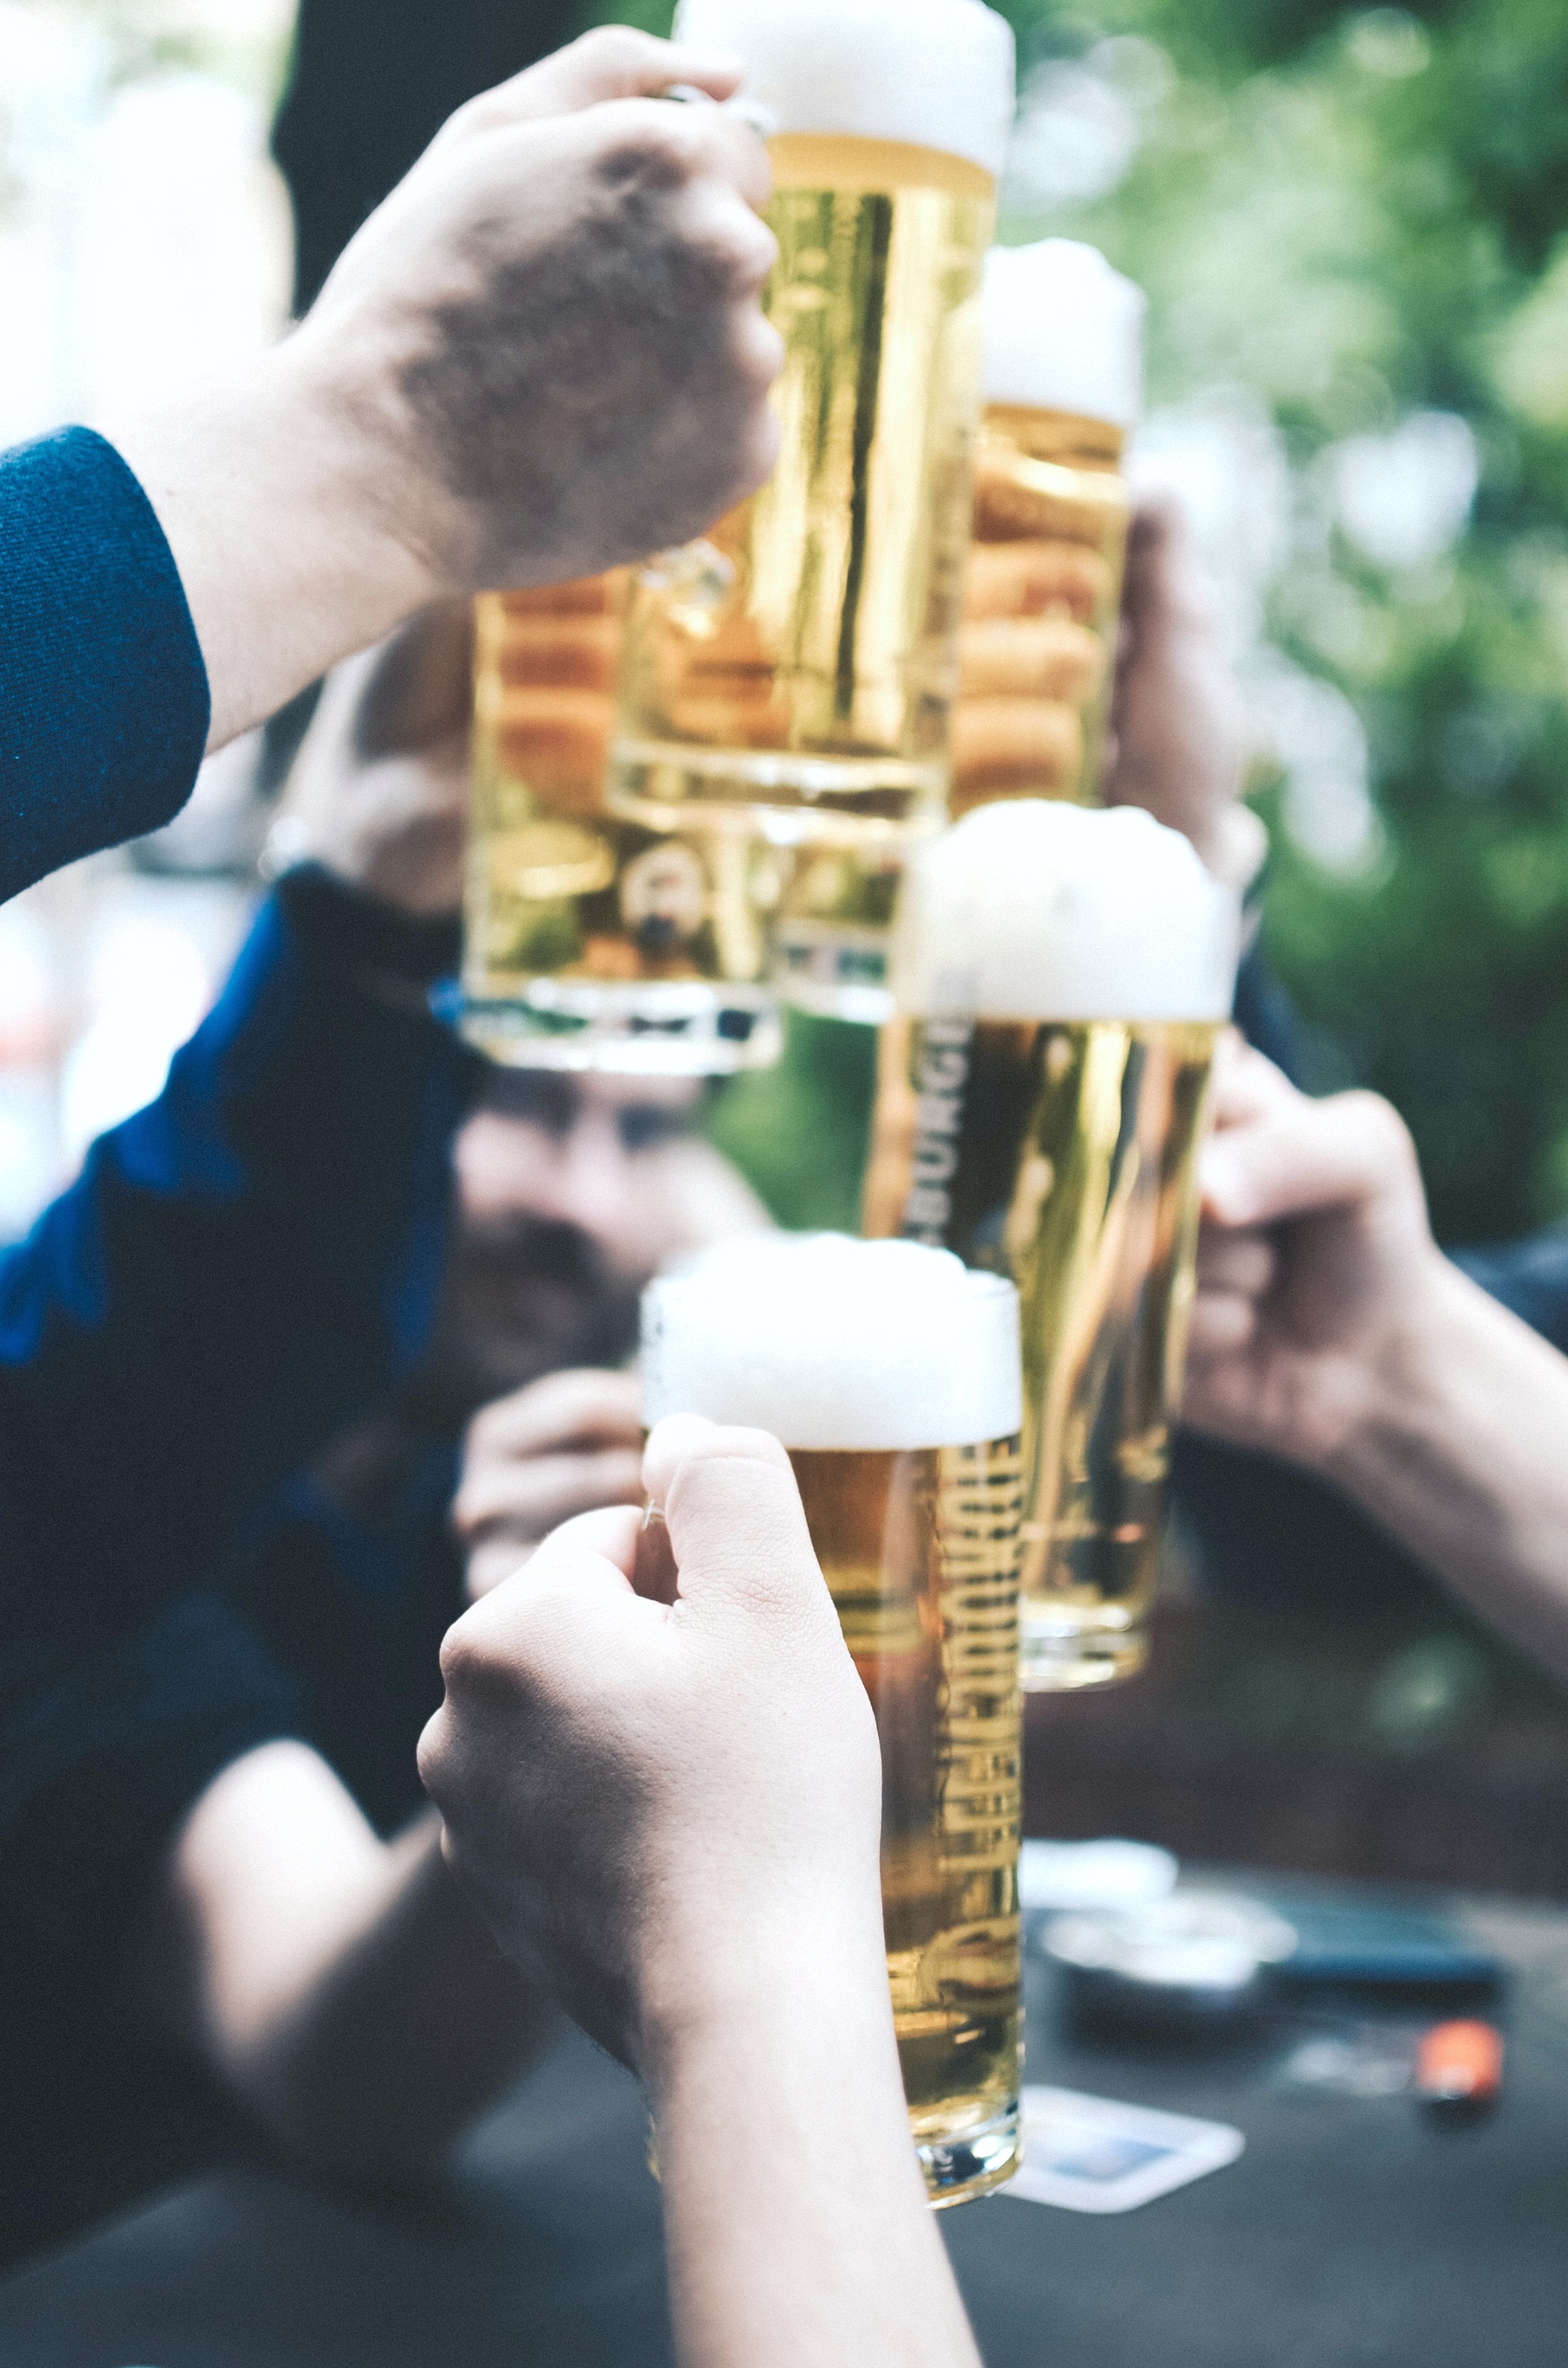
1, 426, 210, 901
0, 866, 478, 1654
0, 1591, 306, 1962
1451, 1226, 1568, 1356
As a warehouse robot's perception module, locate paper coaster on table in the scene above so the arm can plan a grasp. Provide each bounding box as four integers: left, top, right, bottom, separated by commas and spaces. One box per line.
1004, 2086, 1244, 2214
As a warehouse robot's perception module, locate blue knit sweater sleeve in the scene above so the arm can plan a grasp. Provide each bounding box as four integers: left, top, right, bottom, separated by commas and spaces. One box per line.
1, 426, 210, 901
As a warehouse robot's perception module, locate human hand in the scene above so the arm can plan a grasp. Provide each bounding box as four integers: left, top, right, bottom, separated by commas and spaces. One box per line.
453, 1368, 646, 1600
1183, 1038, 1444, 1472
294, 26, 782, 597
1104, 498, 1265, 888
108, 29, 781, 752
419, 1417, 884, 2072
269, 602, 474, 917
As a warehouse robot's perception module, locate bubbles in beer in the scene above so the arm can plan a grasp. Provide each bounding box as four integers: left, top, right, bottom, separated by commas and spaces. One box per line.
893, 799, 1241, 1021
643, 1231, 1021, 1448
673, 0, 1017, 175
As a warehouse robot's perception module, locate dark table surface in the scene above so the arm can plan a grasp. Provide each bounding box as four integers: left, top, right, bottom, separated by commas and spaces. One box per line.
4, 1868, 1568, 2368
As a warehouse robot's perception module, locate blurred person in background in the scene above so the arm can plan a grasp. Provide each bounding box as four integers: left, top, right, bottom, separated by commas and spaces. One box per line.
227, 612, 768, 1834
1, 26, 780, 901
0, 605, 764, 2264
0, 18, 780, 2249
0, 489, 1265, 2263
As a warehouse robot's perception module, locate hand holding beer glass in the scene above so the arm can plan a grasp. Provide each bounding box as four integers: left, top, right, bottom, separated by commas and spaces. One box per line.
643, 1233, 1025, 2202
459, 0, 1016, 1059
614, 0, 1015, 1022
864, 800, 1241, 1687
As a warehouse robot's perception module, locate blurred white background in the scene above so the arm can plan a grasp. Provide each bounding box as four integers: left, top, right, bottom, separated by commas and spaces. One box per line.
0, 0, 294, 1238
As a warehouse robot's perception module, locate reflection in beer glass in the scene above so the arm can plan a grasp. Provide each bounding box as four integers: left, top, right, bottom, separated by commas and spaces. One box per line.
643, 1234, 1025, 2205
865, 800, 1241, 1688
460, 579, 784, 1074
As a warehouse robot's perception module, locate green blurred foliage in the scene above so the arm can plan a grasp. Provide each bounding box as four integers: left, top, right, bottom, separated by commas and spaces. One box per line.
708, 1012, 878, 1232
594, 0, 1568, 1243
996, 0, 1568, 1243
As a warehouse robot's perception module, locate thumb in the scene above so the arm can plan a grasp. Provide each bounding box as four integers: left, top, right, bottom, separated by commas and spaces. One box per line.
642, 1417, 826, 1623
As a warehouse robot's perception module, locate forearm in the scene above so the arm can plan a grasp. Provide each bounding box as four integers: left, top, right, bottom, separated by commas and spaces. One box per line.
646, 1926, 981, 2368
106, 336, 432, 753
153, 1748, 554, 2187
1326, 1258, 1568, 1684
240, 1815, 555, 2184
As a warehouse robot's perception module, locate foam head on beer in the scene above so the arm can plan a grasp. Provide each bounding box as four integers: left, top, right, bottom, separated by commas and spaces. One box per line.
642, 1233, 1021, 1449
893, 800, 1241, 1021
983, 240, 1145, 428
673, 0, 1017, 176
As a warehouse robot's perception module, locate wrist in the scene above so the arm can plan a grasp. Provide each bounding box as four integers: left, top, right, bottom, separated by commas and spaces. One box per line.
1318, 1247, 1476, 1494
275, 323, 453, 605
635, 1885, 892, 2103
107, 341, 438, 750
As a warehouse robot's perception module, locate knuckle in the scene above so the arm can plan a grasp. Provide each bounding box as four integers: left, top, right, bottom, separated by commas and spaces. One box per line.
437, 1620, 518, 1704
576, 23, 650, 70
594, 107, 695, 188
462, 1401, 502, 1458
1345, 1089, 1414, 1162
449, 1487, 488, 1544
415, 1707, 454, 1798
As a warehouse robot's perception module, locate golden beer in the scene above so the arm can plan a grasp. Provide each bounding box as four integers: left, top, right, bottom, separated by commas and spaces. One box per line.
795, 1438, 1023, 2201
764, 236, 1143, 1021
611, 133, 993, 840
609, 0, 1014, 1030
953, 242, 1143, 817
462, 578, 783, 1073
864, 1014, 1219, 1687
868, 800, 1240, 1687
641, 1233, 1025, 2202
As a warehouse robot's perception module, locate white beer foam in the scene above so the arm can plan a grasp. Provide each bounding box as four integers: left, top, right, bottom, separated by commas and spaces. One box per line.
642, 1233, 1022, 1449
983, 240, 1145, 426
894, 801, 1241, 1021
673, 0, 1017, 179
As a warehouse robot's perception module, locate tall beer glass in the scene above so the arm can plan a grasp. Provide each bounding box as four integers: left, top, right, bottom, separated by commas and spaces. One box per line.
461, 577, 784, 1073
642, 1233, 1025, 2204
862, 801, 1240, 1688
954, 241, 1143, 817
763, 237, 1143, 1023
609, 0, 1015, 1018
